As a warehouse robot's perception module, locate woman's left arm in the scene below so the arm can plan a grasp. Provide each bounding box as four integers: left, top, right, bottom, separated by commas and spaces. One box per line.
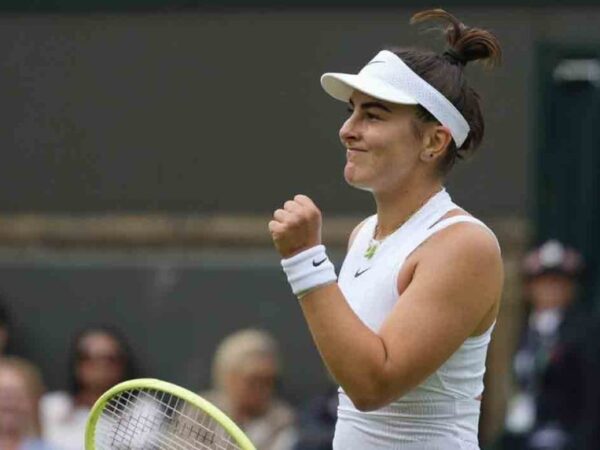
298, 228, 502, 411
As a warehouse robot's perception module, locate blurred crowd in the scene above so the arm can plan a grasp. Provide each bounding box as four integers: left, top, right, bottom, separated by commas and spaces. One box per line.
0, 307, 334, 450
1, 239, 600, 450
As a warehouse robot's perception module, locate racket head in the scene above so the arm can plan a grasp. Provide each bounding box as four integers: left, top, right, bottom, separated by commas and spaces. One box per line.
85, 378, 256, 450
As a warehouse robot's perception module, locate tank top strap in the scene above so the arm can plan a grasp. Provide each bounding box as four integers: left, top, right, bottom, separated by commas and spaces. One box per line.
429, 215, 491, 233
430, 215, 500, 249
400, 215, 500, 266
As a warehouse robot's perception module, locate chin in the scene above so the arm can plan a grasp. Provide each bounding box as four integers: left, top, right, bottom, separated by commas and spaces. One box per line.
344, 177, 374, 192
344, 167, 374, 192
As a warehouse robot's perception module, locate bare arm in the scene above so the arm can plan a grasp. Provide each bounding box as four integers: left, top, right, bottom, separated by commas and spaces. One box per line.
269, 195, 503, 411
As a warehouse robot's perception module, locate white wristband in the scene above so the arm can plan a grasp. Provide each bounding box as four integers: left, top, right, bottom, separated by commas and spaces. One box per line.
281, 245, 337, 297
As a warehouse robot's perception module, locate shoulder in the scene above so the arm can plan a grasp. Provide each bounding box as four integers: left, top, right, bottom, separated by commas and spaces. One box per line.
270, 398, 296, 422
418, 216, 502, 269
40, 391, 73, 416
255, 398, 296, 430
199, 389, 227, 410
409, 216, 504, 312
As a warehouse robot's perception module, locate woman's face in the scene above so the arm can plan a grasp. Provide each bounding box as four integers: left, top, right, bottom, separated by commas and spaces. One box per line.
0, 367, 35, 436
526, 273, 577, 311
75, 332, 126, 393
225, 355, 278, 417
339, 91, 428, 193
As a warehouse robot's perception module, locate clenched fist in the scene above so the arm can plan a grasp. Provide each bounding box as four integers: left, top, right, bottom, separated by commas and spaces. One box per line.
269, 195, 323, 258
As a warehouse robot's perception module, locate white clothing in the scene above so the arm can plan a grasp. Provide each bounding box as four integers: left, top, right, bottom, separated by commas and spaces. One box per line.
333, 189, 498, 449
40, 391, 88, 450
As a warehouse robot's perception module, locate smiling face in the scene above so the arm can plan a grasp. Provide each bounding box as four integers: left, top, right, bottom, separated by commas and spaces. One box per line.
339, 91, 447, 194
0, 366, 36, 436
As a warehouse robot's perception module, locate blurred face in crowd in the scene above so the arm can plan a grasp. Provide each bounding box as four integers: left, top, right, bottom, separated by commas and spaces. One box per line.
526, 272, 577, 311
76, 332, 126, 393
225, 354, 278, 417
0, 366, 36, 437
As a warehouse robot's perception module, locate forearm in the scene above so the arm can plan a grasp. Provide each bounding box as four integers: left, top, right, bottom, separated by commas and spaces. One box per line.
298, 283, 395, 410
268, 199, 406, 408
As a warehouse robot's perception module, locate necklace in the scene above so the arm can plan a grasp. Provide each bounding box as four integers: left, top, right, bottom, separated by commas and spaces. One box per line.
363, 189, 440, 260
364, 237, 381, 260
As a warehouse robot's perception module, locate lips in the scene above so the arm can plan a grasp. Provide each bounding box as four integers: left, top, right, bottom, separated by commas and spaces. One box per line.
347, 148, 368, 153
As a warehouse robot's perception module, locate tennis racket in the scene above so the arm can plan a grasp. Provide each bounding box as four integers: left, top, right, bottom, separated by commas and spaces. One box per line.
85, 378, 256, 450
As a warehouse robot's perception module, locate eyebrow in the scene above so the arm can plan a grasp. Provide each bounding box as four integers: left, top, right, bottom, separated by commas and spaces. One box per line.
349, 99, 392, 113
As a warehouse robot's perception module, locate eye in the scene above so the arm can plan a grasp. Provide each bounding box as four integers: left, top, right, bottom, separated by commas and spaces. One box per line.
366, 112, 381, 121
346, 107, 354, 116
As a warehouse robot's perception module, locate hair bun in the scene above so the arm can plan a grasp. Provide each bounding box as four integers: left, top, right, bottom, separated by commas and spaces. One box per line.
411, 8, 502, 69
442, 48, 467, 66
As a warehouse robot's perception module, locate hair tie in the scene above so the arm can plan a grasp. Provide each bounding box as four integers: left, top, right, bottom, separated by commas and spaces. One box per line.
443, 48, 467, 66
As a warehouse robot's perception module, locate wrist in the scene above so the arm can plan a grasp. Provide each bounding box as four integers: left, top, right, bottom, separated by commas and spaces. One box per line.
281, 245, 337, 297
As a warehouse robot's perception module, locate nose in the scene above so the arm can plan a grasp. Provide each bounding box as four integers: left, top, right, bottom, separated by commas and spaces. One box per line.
339, 113, 360, 146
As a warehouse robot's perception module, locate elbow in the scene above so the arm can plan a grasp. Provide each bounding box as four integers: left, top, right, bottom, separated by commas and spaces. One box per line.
345, 383, 398, 412
351, 395, 386, 412
344, 373, 414, 412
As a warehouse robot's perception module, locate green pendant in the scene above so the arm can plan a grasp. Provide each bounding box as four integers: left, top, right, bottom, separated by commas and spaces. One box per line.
364, 241, 379, 259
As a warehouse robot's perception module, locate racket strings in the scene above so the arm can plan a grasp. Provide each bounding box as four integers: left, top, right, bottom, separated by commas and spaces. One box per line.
94, 388, 242, 450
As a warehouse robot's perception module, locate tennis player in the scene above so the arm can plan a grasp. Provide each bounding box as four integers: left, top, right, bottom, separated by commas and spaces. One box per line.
269, 9, 504, 450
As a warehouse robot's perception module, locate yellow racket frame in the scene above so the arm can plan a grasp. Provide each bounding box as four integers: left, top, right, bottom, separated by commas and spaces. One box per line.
85, 378, 256, 450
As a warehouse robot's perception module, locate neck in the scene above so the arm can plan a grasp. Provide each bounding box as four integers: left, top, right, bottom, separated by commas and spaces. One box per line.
76, 388, 104, 408
230, 404, 252, 426
373, 178, 443, 239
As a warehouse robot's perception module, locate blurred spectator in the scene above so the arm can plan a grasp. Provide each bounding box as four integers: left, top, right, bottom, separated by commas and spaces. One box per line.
0, 298, 10, 356
501, 240, 600, 450
203, 328, 297, 450
0, 356, 57, 450
40, 325, 137, 450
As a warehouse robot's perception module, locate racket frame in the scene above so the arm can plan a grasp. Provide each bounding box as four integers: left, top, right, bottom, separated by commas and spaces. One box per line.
85, 378, 257, 450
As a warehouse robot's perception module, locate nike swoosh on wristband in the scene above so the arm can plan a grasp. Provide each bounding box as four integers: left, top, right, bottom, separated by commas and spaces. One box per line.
312, 258, 327, 267
354, 267, 370, 277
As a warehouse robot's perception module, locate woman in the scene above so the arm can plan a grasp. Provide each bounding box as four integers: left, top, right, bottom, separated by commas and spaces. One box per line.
269, 9, 504, 449
0, 357, 56, 450
40, 325, 137, 450
202, 329, 296, 450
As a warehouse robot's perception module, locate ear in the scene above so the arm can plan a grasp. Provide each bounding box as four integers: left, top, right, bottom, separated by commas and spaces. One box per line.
419, 125, 453, 163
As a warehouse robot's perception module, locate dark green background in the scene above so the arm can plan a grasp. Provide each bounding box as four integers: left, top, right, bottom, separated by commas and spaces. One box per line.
3, 0, 600, 11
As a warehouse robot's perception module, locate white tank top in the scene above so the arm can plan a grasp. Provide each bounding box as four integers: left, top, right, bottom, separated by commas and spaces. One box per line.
333, 189, 498, 450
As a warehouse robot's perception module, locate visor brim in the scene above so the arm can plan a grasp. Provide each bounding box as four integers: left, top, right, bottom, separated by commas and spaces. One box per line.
320, 72, 419, 105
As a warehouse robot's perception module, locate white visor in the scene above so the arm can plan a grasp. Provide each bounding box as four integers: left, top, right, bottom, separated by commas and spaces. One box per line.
321, 50, 470, 147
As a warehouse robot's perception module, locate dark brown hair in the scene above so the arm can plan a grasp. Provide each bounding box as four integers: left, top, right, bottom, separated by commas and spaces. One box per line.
67, 324, 138, 395
389, 9, 502, 174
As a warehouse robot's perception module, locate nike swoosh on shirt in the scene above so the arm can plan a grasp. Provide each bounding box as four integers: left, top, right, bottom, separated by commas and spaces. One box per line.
354, 267, 371, 277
